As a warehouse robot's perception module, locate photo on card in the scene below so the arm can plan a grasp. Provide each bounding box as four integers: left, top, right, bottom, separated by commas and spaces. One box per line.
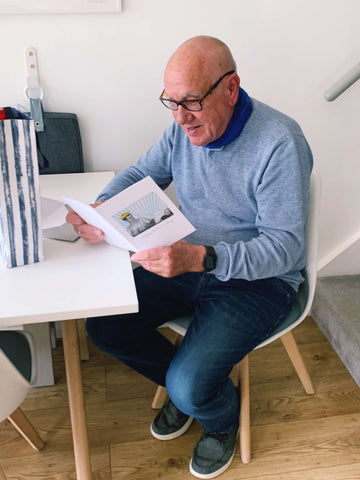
112, 192, 174, 237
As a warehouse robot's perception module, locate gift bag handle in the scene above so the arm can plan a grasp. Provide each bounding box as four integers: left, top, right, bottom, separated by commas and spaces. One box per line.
30, 98, 44, 132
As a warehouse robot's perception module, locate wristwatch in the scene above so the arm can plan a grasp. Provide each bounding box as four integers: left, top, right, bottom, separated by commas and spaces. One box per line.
203, 246, 217, 272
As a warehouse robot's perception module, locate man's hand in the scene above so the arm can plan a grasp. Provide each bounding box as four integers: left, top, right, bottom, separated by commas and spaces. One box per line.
65, 200, 105, 243
131, 240, 206, 277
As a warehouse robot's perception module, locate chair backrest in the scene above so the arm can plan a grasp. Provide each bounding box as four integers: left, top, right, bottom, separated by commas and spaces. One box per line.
0, 330, 37, 383
255, 170, 321, 348
0, 349, 31, 421
0, 330, 37, 421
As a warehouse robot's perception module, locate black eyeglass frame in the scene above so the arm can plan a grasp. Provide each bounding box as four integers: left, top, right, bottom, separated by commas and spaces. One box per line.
159, 70, 235, 112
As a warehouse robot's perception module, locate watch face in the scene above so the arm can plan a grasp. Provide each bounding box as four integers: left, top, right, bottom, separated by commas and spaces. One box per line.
205, 255, 216, 270
204, 246, 217, 271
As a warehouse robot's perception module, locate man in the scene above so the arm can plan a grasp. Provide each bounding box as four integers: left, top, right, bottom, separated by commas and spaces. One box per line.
67, 36, 313, 478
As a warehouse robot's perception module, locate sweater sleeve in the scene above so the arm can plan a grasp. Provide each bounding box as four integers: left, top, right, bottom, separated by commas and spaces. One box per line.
212, 134, 313, 286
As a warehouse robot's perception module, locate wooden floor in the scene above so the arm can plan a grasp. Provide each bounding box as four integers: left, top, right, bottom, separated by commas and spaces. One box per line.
1, 316, 360, 479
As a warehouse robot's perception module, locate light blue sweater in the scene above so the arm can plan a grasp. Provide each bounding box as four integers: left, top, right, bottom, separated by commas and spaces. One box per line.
98, 99, 313, 291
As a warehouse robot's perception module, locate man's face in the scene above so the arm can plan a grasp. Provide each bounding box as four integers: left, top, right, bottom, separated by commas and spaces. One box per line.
163, 70, 234, 147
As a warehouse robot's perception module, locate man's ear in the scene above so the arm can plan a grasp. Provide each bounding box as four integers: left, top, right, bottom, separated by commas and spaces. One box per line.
227, 73, 240, 106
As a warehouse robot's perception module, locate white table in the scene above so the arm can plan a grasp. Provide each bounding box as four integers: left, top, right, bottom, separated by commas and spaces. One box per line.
0, 172, 139, 480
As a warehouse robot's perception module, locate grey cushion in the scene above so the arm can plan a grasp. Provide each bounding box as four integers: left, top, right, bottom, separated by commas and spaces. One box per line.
0, 331, 32, 381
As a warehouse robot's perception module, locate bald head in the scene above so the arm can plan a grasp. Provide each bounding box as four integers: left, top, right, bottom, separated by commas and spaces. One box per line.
162, 36, 240, 147
165, 36, 237, 88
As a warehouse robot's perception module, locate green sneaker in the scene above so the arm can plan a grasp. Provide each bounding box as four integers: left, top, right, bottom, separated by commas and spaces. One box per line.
151, 398, 194, 440
189, 420, 239, 479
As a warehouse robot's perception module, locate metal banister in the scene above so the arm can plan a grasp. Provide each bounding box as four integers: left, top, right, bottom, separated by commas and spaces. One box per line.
324, 62, 360, 101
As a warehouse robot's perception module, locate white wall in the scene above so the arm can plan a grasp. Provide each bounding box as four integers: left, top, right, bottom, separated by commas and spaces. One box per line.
1, 0, 359, 275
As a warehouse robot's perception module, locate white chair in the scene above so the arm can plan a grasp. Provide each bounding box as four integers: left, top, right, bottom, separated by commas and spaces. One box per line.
152, 171, 321, 464
0, 331, 45, 452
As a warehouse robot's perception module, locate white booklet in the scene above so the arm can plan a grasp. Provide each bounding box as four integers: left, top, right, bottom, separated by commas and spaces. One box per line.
62, 176, 195, 252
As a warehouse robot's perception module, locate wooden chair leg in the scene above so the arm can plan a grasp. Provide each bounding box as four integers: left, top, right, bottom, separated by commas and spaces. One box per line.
7, 407, 45, 451
173, 333, 183, 348
238, 355, 251, 464
280, 331, 315, 394
76, 318, 90, 361
0, 465, 7, 480
152, 386, 168, 409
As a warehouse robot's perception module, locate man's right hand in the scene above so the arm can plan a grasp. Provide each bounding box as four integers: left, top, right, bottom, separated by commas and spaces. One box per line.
66, 206, 105, 243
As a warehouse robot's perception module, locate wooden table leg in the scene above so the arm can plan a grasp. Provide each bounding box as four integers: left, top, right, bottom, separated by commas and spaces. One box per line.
76, 318, 90, 361
62, 319, 92, 480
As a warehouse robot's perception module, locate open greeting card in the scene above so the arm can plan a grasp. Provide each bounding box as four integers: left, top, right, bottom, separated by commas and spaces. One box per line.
62, 176, 195, 252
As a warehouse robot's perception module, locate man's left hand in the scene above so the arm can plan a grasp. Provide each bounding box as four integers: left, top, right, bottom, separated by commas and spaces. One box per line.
131, 240, 206, 277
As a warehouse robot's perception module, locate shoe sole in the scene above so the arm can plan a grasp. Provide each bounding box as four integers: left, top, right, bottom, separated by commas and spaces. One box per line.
189, 428, 239, 479
150, 415, 194, 441
189, 451, 235, 479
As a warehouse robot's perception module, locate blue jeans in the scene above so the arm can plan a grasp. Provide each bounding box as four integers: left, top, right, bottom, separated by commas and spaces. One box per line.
86, 267, 296, 433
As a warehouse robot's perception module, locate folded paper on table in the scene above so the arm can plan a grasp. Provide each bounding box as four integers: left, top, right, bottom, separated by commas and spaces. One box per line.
62, 176, 195, 252
41, 197, 79, 242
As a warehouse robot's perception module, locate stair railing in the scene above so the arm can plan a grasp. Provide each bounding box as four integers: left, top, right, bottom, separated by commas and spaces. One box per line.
324, 62, 360, 101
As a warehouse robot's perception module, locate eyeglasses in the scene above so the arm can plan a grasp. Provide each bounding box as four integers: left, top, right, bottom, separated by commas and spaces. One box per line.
159, 70, 235, 112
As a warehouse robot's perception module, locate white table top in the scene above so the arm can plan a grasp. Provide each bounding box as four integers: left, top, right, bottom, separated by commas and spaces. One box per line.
39, 171, 115, 203
0, 172, 138, 327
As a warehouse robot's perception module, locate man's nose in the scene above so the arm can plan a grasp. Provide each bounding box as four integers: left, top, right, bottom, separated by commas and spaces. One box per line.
174, 106, 194, 125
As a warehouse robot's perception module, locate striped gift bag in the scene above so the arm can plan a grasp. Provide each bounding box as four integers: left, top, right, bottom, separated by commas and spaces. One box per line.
0, 117, 43, 268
